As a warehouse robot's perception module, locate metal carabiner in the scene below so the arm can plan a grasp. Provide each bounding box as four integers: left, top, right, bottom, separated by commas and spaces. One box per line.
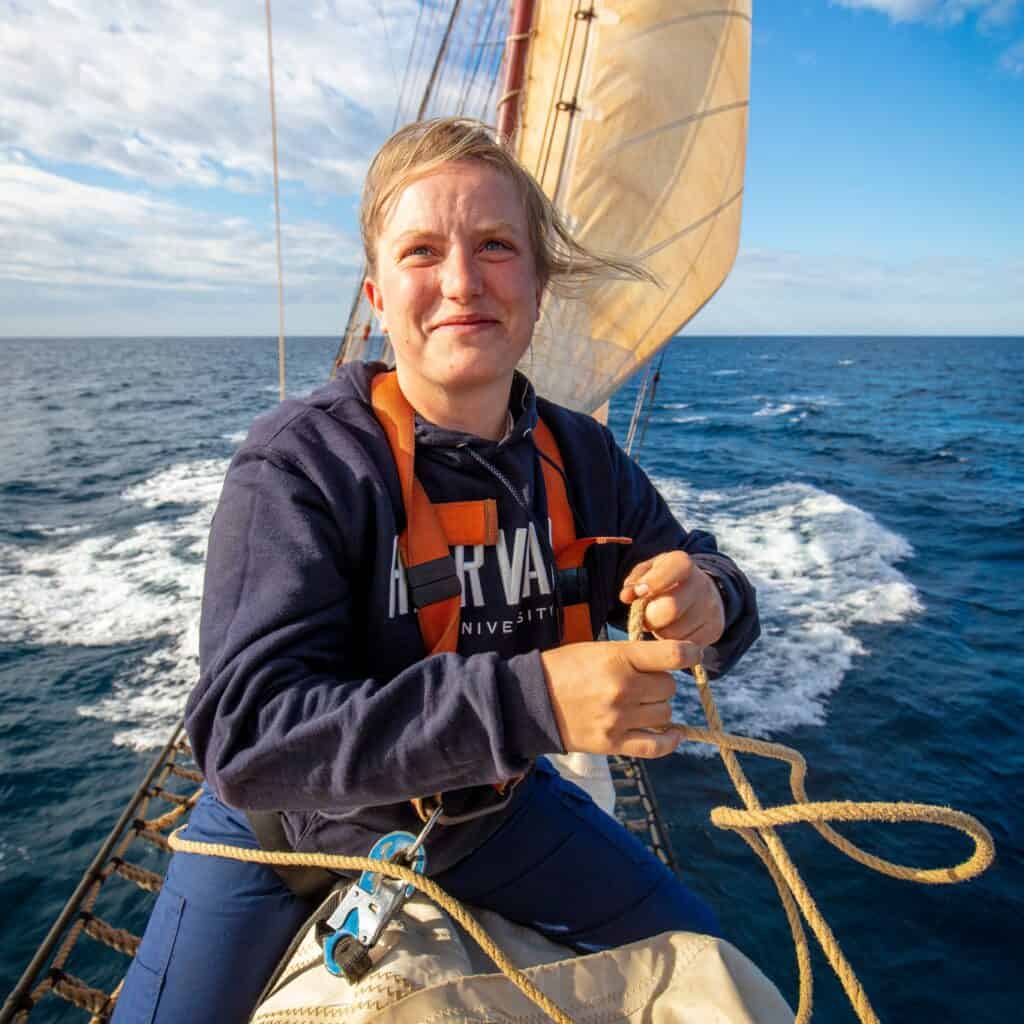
320, 807, 442, 981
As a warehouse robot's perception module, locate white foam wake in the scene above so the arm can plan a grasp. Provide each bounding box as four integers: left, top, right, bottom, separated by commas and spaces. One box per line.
0, 459, 228, 749
3, 461, 922, 754
651, 478, 923, 749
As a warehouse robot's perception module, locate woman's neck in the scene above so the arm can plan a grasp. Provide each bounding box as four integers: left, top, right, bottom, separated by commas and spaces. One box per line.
396, 371, 513, 440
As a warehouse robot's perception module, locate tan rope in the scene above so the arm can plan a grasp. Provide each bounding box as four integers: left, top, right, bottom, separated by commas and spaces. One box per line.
627, 599, 995, 1024
82, 916, 141, 959
160, 601, 995, 1024
49, 971, 112, 1017
167, 827, 576, 1024
112, 858, 164, 893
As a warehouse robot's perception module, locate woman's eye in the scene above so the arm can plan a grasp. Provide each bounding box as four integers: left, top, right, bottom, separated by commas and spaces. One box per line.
404, 245, 432, 258
482, 239, 511, 252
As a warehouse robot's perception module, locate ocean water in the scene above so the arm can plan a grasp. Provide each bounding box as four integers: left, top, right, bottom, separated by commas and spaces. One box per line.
1, 335, 1021, 1021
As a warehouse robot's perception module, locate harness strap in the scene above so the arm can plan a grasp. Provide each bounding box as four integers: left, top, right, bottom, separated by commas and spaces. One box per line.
437, 499, 499, 546
371, 370, 630, 653
531, 418, 631, 643
245, 810, 337, 901
371, 371, 462, 655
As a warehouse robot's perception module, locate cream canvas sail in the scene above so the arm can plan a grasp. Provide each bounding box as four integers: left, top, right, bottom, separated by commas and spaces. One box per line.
514, 0, 751, 412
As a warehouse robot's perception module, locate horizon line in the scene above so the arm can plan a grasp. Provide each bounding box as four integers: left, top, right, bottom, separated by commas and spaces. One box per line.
3, 333, 1022, 341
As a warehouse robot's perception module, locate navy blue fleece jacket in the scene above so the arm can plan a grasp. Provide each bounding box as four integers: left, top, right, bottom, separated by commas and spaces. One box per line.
185, 363, 760, 873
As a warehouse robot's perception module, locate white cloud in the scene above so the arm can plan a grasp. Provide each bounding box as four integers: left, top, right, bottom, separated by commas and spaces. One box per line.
1002, 37, 1024, 70
690, 247, 1024, 334
0, 162, 359, 292
0, 0, 423, 194
0, 0, 514, 334
832, 0, 1020, 27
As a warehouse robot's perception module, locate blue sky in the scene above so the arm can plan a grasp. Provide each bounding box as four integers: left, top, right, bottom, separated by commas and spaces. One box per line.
1, 0, 1021, 337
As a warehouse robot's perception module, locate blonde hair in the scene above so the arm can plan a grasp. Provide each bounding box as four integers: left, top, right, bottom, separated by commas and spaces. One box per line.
360, 117, 655, 291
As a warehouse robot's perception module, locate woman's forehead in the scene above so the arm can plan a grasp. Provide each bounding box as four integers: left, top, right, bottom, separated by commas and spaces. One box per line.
381, 161, 526, 234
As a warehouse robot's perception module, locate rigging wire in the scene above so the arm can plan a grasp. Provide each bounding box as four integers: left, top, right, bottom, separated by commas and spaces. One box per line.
417, 0, 463, 118
634, 352, 665, 455
457, 0, 501, 114
624, 350, 666, 459
394, 0, 428, 128
372, 0, 402, 108
264, 0, 286, 402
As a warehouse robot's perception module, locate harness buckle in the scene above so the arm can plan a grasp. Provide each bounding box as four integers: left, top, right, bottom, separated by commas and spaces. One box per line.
406, 554, 461, 609
556, 565, 590, 605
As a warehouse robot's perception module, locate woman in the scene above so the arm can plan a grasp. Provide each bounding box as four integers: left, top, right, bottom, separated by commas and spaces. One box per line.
114, 117, 760, 1023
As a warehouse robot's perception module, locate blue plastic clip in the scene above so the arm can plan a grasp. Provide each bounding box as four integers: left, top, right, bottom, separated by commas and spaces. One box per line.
322, 830, 427, 978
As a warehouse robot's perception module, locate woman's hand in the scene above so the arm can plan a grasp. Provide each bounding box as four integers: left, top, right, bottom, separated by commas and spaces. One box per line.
619, 551, 725, 646
540, 639, 701, 758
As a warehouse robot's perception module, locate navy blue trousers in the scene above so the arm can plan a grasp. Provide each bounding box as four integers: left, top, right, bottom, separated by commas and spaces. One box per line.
113, 761, 720, 1024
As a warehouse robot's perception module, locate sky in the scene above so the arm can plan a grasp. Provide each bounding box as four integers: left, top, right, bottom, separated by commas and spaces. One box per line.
1, 0, 1021, 338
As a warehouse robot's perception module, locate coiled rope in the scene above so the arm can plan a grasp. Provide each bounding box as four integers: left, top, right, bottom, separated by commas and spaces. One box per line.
169, 598, 994, 1024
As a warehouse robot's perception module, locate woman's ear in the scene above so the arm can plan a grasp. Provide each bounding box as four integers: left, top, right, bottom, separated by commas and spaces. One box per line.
364, 278, 387, 333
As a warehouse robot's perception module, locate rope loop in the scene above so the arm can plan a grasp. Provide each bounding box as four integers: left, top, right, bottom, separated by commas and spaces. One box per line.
163, 601, 994, 1024
627, 597, 994, 1023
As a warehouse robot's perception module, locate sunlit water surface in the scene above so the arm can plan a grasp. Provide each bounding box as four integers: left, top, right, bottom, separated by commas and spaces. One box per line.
1, 335, 1021, 1021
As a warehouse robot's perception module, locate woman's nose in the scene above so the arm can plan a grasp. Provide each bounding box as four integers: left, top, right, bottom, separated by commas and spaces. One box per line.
440, 247, 483, 301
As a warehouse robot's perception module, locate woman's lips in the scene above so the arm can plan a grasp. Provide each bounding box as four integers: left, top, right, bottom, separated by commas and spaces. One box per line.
431, 317, 499, 333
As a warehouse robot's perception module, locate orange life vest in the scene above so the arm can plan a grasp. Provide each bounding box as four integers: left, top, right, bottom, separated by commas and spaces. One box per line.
370, 370, 630, 821
370, 370, 630, 654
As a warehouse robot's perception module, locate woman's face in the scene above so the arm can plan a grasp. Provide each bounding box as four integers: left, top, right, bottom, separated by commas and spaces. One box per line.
364, 160, 543, 401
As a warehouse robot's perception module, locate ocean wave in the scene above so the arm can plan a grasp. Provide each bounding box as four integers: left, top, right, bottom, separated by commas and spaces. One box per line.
753, 402, 796, 418
651, 477, 923, 748
0, 458, 228, 749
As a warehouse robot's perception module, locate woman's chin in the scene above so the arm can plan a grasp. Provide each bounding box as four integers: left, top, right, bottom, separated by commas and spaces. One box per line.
432, 353, 523, 391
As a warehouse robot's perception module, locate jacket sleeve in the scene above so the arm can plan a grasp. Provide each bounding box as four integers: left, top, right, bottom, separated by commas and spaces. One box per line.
602, 431, 760, 678
185, 446, 562, 814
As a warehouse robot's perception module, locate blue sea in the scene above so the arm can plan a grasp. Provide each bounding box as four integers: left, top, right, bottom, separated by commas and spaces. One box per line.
1, 335, 1021, 1021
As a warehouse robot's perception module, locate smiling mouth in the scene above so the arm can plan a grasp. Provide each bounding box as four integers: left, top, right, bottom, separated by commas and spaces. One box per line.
432, 317, 499, 332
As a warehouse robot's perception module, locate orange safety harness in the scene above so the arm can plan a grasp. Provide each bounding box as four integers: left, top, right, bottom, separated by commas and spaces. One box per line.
370, 371, 630, 821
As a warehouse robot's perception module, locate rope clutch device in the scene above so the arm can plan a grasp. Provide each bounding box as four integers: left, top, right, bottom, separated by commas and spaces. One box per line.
317, 806, 441, 982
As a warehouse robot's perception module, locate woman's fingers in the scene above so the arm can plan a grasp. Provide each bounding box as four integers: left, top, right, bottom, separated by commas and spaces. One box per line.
618, 638, 703, 674
619, 726, 686, 759
619, 557, 655, 601
620, 551, 693, 603
541, 640, 699, 757
630, 699, 674, 731
639, 571, 725, 645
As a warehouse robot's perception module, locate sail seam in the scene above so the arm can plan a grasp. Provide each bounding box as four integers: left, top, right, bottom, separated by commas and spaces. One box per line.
601, 100, 750, 160
636, 187, 743, 262
628, 8, 754, 46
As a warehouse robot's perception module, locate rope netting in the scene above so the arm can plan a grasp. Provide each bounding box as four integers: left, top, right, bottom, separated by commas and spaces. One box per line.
2, 736, 203, 1023
1, 731, 665, 1023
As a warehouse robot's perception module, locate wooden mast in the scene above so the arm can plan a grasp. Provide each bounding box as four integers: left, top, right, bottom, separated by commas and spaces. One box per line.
496, 0, 535, 143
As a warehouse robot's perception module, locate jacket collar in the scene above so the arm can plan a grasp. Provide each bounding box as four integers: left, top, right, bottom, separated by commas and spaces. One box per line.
412, 371, 537, 453
337, 361, 538, 461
